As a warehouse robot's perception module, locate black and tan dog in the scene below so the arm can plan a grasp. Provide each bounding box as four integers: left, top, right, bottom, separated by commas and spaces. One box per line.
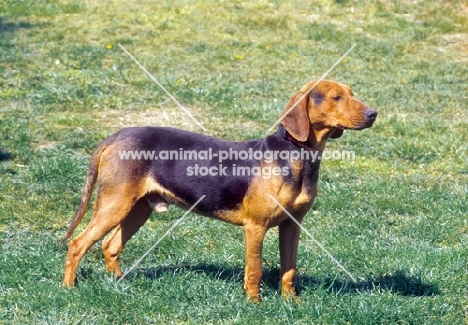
62, 80, 377, 301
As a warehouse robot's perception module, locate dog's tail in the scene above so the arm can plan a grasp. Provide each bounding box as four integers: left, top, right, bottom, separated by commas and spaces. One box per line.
61, 143, 107, 244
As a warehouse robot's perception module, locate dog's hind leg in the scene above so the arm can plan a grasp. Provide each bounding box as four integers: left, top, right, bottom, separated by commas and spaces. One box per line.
102, 197, 153, 277
63, 184, 137, 287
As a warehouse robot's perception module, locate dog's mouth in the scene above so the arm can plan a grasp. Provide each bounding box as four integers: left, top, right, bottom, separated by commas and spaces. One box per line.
338, 109, 378, 130
347, 121, 376, 130
337, 121, 374, 131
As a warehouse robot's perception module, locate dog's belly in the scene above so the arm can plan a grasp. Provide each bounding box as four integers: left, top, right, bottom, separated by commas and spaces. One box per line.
143, 189, 246, 226
143, 175, 249, 225
143, 173, 315, 227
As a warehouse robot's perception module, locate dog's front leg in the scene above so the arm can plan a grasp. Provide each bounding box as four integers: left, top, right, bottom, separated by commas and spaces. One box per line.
278, 216, 304, 301
243, 221, 267, 302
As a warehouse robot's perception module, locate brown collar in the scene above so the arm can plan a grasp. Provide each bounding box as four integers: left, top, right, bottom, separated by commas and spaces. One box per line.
278, 124, 318, 152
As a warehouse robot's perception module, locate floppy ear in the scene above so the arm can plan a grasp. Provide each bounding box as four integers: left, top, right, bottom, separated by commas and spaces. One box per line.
330, 129, 344, 139
279, 92, 310, 142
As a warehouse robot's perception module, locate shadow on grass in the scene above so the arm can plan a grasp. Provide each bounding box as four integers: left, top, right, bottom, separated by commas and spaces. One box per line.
0, 149, 13, 162
295, 269, 441, 297
0, 17, 48, 34
106, 264, 439, 297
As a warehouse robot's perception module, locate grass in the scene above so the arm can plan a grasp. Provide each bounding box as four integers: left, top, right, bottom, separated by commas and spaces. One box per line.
0, 0, 467, 323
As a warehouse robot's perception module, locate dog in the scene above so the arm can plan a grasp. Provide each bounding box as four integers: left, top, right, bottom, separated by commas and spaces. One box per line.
62, 80, 377, 301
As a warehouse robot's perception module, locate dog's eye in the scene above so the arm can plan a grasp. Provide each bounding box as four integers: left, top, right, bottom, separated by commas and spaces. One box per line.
332, 96, 342, 101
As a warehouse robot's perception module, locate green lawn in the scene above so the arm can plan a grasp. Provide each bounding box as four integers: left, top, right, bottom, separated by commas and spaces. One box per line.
1, 0, 467, 324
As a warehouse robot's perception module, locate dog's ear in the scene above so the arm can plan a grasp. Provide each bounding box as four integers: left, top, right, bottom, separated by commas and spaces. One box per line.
329, 128, 344, 139
280, 92, 310, 142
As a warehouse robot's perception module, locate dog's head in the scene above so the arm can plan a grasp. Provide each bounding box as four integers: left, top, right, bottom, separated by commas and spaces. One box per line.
279, 80, 377, 141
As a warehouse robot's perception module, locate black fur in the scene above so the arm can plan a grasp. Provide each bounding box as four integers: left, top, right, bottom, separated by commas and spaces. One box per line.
311, 90, 324, 106
109, 126, 321, 213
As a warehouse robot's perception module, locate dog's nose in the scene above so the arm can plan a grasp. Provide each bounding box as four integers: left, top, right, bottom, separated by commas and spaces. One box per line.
365, 109, 378, 120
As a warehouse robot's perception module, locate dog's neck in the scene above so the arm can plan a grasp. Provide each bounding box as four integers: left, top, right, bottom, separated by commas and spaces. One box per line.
278, 124, 330, 152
